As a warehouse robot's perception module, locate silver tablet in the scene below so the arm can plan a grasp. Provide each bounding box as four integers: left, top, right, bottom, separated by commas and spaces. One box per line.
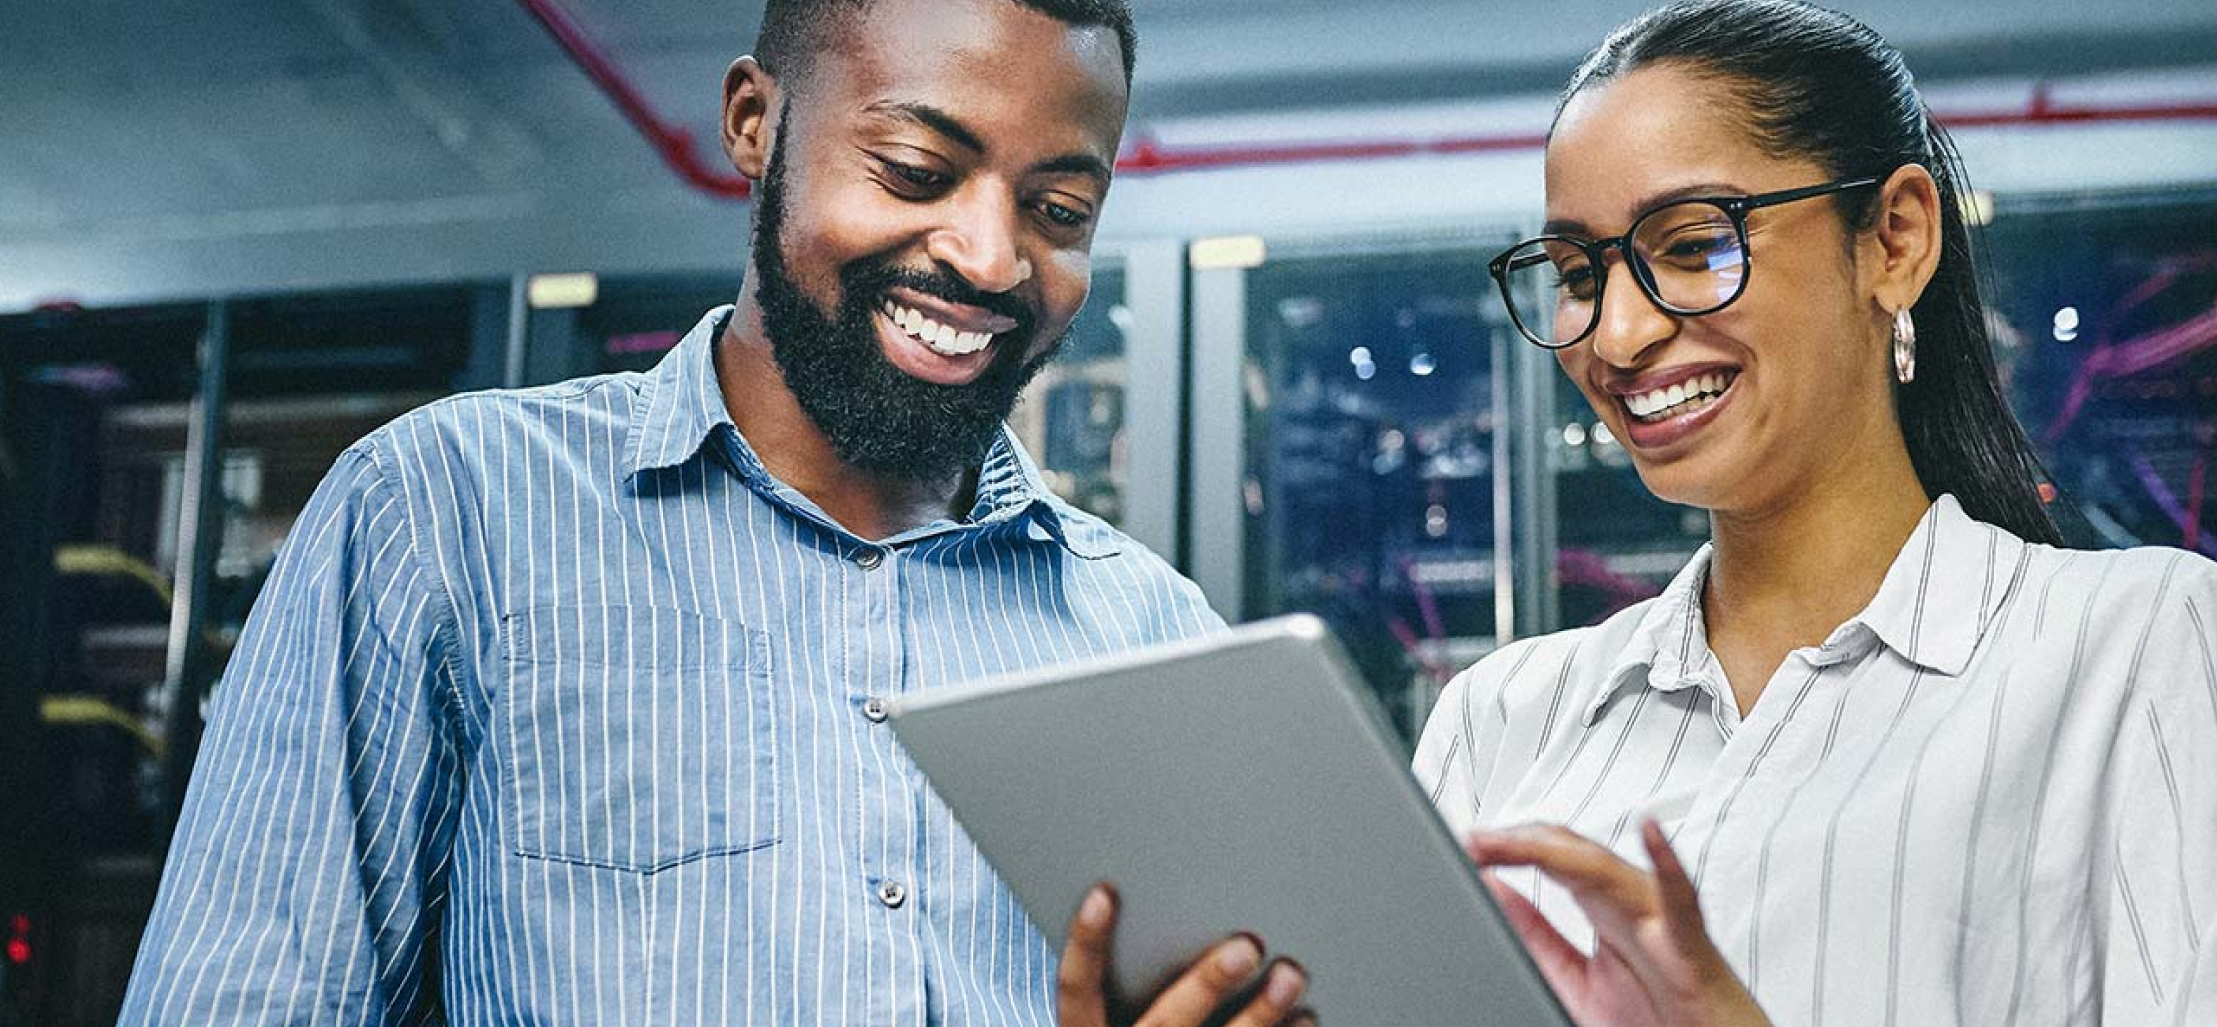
888, 614, 1571, 1026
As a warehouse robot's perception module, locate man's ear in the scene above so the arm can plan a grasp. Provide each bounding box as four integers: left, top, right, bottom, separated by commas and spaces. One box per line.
722, 56, 779, 181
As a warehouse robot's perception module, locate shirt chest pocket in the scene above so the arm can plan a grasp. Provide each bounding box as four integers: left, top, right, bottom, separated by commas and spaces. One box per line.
500, 606, 780, 874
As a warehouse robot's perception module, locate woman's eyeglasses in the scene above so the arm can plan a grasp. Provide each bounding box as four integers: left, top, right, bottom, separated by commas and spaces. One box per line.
1489, 176, 1882, 349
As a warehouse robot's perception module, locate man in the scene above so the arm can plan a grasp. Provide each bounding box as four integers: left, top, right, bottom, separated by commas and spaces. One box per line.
118, 1, 1309, 1023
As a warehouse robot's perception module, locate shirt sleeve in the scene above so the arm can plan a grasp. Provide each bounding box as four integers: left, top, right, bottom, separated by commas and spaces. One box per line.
2097, 552, 2217, 1026
119, 444, 466, 1026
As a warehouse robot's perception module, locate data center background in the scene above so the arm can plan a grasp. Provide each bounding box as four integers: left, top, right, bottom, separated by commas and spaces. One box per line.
4, 0, 2215, 1020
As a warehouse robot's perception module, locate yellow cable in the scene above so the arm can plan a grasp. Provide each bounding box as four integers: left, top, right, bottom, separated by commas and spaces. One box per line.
38, 694, 165, 757
53, 545, 175, 607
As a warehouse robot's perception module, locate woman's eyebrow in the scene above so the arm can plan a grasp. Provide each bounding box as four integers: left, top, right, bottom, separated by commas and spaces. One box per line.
1543, 181, 1744, 235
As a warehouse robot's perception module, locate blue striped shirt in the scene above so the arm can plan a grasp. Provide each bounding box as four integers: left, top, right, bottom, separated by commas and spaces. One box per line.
120, 307, 1225, 1026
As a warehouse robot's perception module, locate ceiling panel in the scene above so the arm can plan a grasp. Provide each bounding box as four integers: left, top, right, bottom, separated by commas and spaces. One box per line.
4, 0, 2215, 307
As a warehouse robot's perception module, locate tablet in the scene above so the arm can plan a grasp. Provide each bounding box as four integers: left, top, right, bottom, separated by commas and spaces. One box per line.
888, 614, 1571, 1026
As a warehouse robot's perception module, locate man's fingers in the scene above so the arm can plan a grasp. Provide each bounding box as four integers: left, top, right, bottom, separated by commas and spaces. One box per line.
1485, 871, 1590, 1003
1056, 885, 1117, 1027
1132, 935, 1265, 1027
1057, 890, 1303, 1027
1219, 960, 1310, 1027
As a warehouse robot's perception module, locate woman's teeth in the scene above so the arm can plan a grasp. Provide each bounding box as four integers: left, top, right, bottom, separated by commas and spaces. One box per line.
1625, 371, 1735, 422
883, 301, 995, 357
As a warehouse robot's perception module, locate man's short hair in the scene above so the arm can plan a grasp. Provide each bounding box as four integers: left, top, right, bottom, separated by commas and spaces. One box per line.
754, 0, 1137, 89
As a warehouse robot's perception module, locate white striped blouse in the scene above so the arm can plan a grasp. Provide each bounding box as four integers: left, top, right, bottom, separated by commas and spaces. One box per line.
1415, 495, 2217, 1027
119, 307, 1224, 1025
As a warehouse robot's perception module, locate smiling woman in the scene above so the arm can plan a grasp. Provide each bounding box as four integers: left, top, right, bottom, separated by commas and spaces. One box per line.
1418, 3, 2217, 1027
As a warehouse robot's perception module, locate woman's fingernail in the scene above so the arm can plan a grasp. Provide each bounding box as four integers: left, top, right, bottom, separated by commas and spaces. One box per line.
1217, 937, 1261, 976
1266, 962, 1307, 1004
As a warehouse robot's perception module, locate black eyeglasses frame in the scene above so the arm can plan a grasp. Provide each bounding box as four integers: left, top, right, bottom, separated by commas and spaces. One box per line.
1488, 176, 1886, 350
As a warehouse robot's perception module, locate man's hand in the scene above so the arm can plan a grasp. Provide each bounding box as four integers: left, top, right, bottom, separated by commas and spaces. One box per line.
1466, 820, 1771, 1027
1056, 885, 1313, 1027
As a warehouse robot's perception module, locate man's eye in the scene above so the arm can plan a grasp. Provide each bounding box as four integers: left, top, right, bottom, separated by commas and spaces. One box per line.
1038, 201, 1091, 228
884, 161, 949, 191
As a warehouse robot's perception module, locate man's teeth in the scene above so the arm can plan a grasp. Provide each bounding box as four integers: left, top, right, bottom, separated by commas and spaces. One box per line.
1625, 372, 1734, 422
884, 302, 995, 356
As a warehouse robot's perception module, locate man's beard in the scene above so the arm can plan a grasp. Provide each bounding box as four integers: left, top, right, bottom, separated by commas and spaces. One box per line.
749, 129, 1063, 484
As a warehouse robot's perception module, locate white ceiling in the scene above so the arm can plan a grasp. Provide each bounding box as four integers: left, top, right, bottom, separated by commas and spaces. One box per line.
5, 0, 2216, 307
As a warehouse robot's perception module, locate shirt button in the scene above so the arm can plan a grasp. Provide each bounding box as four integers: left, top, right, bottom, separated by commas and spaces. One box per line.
855, 549, 885, 571
877, 881, 908, 909
862, 696, 889, 723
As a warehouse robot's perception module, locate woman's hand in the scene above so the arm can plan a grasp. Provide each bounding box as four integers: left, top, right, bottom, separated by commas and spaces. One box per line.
1056, 885, 1313, 1027
1466, 820, 1770, 1027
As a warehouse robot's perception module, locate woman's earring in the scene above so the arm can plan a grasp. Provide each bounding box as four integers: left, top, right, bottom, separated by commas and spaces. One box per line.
1892, 307, 1917, 385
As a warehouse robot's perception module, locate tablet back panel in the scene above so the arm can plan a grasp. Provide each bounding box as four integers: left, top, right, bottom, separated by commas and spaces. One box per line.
889, 615, 1569, 1027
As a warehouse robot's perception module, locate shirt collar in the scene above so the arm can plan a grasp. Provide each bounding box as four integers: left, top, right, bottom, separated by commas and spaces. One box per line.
981, 437, 1124, 559
1850, 493, 2025, 679
624, 307, 737, 483
1584, 542, 1718, 725
1580, 494, 2025, 725
622, 306, 1117, 558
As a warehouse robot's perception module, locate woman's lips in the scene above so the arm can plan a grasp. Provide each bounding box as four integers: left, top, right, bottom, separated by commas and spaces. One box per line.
1611, 367, 1741, 452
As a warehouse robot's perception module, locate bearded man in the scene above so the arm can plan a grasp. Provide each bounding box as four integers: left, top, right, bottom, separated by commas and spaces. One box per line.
118, 1, 1314, 1024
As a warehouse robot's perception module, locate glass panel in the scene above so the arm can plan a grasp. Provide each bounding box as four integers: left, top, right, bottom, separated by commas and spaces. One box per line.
1546, 366, 1710, 628
1008, 266, 1130, 526
1984, 193, 2217, 556
579, 275, 735, 376
14, 305, 205, 865
1236, 247, 1505, 743
12, 287, 483, 1020
48, 288, 479, 848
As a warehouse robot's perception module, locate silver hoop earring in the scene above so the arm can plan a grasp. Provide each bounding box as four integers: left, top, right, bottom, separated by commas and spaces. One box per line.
1892, 307, 1917, 385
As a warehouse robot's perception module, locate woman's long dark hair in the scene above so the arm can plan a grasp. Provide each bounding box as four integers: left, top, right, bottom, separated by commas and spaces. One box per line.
1560, 0, 2065, 545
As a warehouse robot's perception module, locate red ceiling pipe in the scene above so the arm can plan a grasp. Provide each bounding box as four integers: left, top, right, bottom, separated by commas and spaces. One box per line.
514, 0, 754, 199
1124, 99, 2217, 175
1116, 131, 1555, 173
1942, 98, 2217, 129
516, 0, 2217, 200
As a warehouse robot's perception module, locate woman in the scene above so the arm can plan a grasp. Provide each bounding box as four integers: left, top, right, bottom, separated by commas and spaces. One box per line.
1415, 2, 2217, 1025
